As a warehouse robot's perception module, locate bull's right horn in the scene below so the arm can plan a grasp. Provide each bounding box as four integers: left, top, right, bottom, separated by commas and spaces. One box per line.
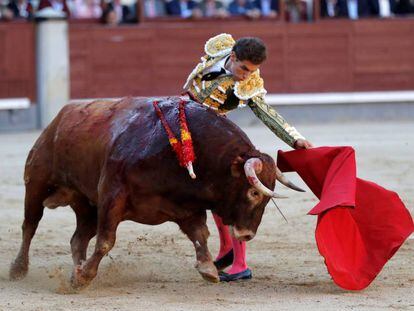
244, 158, 285, 198
276, 167, 305, 192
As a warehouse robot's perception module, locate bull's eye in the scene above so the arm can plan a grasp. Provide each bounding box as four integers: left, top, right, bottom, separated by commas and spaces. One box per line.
247, 188, 262, 202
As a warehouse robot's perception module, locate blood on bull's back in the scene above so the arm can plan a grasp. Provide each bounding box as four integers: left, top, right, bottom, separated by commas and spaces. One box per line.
47, 96, 254, 199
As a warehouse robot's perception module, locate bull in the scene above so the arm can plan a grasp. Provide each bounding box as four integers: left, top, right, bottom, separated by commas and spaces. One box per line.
9, 97, 300, 288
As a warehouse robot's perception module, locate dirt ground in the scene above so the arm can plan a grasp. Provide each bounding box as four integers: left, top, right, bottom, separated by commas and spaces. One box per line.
0, 121, 413, 311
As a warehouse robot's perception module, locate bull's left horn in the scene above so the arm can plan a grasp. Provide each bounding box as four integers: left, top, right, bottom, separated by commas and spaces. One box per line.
276, 167, 305, 192
186, 162, 196, 179
244, 158, 285, 198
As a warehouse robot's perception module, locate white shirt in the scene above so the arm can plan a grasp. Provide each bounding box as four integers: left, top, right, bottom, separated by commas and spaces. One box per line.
379, 0, 391, 17
327, 1, 335, 16
347, 0, 358, 19
261, 0, 271, 16
19, 2, 29, 17
51, 0, 64, 12
180, 0, 192, 18
202, 56, 231, 76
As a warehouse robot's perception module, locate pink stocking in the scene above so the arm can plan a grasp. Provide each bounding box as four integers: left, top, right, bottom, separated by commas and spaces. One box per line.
212, 213, 232, 260
227, 236, 248, 274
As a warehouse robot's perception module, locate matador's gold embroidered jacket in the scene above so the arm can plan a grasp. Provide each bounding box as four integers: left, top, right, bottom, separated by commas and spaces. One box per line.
183, 33, 304, 148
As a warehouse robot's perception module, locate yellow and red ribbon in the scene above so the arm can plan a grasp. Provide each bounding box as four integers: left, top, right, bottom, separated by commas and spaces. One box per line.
153, 100, 196, 170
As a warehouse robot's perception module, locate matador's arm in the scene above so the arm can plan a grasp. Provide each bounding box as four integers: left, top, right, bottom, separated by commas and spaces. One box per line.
247, 95, 304, 148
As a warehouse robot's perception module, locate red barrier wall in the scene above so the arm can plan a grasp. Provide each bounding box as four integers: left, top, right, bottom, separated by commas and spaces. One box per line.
3, 18, 411, 100
70, 18, 414, 98
0, 22, 36, 101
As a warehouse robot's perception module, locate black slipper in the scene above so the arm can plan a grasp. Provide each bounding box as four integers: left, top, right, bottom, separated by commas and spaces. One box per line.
213, 249, 234, 271
219, 268, 252, 282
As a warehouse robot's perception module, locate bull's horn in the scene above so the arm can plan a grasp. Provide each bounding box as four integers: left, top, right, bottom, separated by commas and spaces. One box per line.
244, 158, 285, 198
186, 162, 196, 179
276, 167, 305, 192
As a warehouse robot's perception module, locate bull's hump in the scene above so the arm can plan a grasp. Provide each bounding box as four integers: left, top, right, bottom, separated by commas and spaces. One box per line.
103, 96, 254, 162
64, 97, 253, 151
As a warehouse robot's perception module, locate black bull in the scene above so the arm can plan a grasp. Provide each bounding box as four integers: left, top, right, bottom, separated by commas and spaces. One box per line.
10, 96, 283, 287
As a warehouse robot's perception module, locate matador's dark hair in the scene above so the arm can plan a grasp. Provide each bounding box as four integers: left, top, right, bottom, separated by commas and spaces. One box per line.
232, 37, 267, 65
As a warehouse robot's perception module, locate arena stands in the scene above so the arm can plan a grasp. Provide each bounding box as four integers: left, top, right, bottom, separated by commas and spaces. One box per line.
1, 0, 413, 22
0, 0, 413, 130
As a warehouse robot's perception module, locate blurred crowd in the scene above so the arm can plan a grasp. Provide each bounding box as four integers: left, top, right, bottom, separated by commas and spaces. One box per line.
0, 0, 413, 24
321, 0, 414, 18
0, 0, 139, 23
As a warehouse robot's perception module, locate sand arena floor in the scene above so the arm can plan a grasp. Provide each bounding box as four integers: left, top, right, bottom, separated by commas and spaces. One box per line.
0, 121, 413, 311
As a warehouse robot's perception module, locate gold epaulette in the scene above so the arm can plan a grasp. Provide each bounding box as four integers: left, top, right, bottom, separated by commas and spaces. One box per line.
234, 70, 267, 100
183, 33, 235, 90
204, 33, 235, 57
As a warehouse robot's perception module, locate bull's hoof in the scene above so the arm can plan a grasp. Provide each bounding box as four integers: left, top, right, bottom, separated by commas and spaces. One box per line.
9, 259, 28, 281
70, 265, 92, 290
196, 261, 219, 283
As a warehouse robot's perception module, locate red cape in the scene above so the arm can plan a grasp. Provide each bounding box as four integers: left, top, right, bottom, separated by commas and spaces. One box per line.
277, 146, 414, 290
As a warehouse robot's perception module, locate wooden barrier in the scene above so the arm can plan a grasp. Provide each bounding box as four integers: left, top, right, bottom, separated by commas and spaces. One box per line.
0, 18, 413, 101
0, 22, 36, 101
69, 18, 414, 98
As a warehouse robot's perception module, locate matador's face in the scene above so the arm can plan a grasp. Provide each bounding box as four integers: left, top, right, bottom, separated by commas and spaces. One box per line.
228, 52, 261, 82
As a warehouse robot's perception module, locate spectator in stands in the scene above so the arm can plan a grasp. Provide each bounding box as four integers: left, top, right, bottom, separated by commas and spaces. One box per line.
143, 0, 166, 17
251, 0, 278, 17
198, 0, 228, 17
122, 0, 139, 22
394, 0, 413, 14
102, 0, 122, 23
0, 0, 14, 20
321, 0, 339, 17
228, 0, 259, 18
368, 0, 397, 17
102, 0, 137, 24
321, 0, 411, 18
38, 0, 71, 16
165, 0, 201, 18
335, 0, 370, 19
71, 0, 102, 18
321, 0, 372, 18
285, 0, 307, 21
4, 0, 34, 19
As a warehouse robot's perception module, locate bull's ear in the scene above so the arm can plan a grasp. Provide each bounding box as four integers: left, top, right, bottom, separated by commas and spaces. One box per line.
231, 156, 244, 177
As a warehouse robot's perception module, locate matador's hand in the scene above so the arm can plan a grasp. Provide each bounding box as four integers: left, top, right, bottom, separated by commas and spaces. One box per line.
294, 139, 314, 149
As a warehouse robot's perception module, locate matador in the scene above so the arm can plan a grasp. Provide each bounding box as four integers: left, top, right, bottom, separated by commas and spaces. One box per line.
183, 33, 313, 281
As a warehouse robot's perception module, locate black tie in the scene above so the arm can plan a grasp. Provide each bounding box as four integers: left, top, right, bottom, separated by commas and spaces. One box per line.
201, 68, 226, 81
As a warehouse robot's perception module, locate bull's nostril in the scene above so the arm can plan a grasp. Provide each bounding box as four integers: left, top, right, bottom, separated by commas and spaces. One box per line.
241, 234, 254, 241
233, 228, 256, 241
